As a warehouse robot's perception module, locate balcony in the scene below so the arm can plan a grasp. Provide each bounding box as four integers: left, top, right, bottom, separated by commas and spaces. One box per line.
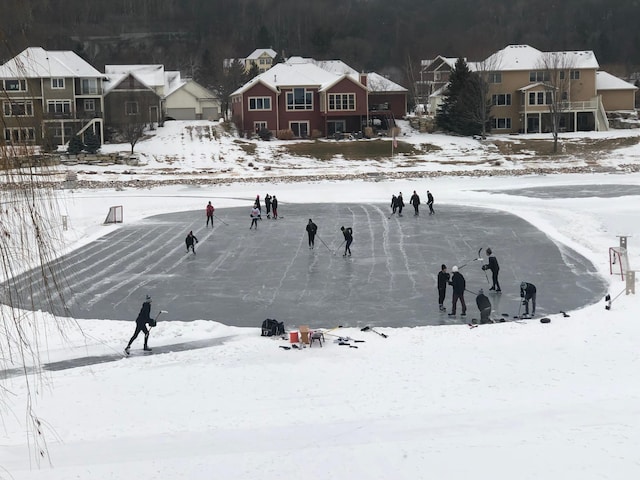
43, 110, 103, 121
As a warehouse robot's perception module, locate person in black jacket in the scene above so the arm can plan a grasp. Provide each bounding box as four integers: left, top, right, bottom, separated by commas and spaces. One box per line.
475, 288, 492, 324
427, 190, 435, 215
396, 192, 405, 217
125, 295, 154, 353
306, 219, 318, 249
391, 194, 398, 215
265, 194, 272, 218
520, 281, 537, 316
410, 190, 420, 216
185, 230, 198, 254
437, 264, 450, 312
448, 266, 466, 316
271, 195, 279, 219
483, 248, 501, 292
341, 226, 353, 256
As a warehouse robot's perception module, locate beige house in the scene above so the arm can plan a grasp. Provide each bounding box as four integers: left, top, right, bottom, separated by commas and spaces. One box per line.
427, 44, 637, 134
244, 49, 277, 73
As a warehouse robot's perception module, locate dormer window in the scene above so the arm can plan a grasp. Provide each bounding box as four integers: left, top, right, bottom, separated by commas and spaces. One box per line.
51, 78, 65, 89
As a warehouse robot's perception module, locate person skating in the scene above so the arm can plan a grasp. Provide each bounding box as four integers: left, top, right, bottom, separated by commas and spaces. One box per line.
265, 194, 272, 218
250, 205, 261, 229
341, 226, 353, 256
206, 201, 214, 227
475, 288, 492, 324
391, 194, 398, 215
271, 195, 278, 219
125, 295, 154, 354
437, 264, 450, 312
410, 190, 420, 216
306, 219, 318, 249
482, 248, 501, 292
448, 265, 466, 316
520, 281, 537, 316
254, 195, 262, 214
185, 230, 198, 254
396, 192, 405, 217
427, 190, 435, 215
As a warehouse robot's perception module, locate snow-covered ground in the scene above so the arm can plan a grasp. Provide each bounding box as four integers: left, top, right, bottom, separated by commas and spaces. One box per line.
2, 121, 640, 479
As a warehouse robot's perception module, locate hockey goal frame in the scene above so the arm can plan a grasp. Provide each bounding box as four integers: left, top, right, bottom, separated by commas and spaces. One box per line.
104, 205, 124, 224
609, 246, 628, 280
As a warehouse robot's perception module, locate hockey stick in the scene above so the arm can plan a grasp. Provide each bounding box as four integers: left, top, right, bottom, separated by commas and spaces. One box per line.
459, 248, 484, 269
316, 234, 335, 254
360, 326, 388, 338
213, 214, 229, 226
335, 240, 346, 255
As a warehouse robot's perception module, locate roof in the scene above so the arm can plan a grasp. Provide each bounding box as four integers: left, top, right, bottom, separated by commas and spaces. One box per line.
483, 44, 599, 71
104, 64, 187, 95
366, 72, 407, 93
596, 71, 638, 91
0, 46, 103, 78
246, 48, 277, 60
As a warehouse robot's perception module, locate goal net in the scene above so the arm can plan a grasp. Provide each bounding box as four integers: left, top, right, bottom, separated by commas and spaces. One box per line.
104, 205, 124, 224
609, 246, 629, 280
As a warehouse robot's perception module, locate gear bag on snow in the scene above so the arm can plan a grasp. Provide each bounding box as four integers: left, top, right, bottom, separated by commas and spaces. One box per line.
261, 318, 285, 336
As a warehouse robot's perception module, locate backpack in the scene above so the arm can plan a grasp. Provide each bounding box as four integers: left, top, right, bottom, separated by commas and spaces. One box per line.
261, 318, 285, 336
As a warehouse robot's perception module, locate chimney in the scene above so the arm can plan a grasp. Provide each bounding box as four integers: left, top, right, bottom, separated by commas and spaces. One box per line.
360, 72, 367, 87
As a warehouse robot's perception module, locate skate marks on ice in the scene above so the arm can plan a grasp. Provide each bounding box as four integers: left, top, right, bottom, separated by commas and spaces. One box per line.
0, 204, 606, 328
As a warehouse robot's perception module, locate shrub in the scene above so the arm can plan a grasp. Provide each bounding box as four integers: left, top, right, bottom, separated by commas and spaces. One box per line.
257, 127, 273, 141
277, 129, 294, 140
311, 129, 323, 139
67, 135, 84, 155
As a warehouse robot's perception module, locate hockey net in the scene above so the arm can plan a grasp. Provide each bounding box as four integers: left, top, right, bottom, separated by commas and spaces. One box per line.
609, 247, 629, 280
104, 205, 124, 224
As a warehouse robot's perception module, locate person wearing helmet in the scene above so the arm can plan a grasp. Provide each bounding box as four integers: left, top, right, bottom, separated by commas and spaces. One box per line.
185, 230, 199, 253
475, 288, 492, 324
482, 247, 501, 292
125, 295, 154, 354
448, 265, 467, 316
520, 281, 537, 316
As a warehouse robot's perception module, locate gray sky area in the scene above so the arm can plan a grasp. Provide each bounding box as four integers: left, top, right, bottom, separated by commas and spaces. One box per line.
4, 202, 606, 329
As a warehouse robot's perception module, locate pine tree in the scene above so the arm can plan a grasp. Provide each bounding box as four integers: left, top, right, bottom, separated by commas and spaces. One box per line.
67, 135, 84, 155
84, 131, 100, 154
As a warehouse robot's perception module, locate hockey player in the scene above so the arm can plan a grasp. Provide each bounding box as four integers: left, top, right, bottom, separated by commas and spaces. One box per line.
427, 190, 435, 215
265, 194, 272, 218
206, 201, 214, 227
520, 281, 537, 316
185, 230, 198, 254
391, 194, 398, 215
125, 295, 154, 354
306, 219, 318, 248
410, 190, 420, 216
448, 266, 466, 316
437, 264, 449, 312
396, 192, 405, 217
482, 248, 501, 292
271, 195, 279, 219
341, 226, 353, 256
250, 205, 261, 229
476, 289, 492, 324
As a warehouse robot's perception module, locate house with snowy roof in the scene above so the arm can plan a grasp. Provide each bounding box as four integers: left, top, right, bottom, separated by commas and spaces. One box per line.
0, 47, 105, 147
230, 57, 407, 138
425, 45, 637, 134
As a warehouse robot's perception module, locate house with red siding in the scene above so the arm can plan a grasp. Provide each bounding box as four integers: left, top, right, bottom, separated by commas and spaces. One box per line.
231, 57, 407, 138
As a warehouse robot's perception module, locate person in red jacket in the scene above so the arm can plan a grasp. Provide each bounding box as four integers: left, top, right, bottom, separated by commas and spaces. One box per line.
206, 201, 214, 227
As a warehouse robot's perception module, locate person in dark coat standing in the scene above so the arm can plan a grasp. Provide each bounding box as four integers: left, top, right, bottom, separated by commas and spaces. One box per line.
520, 281, 537, 316
341, 226, 353, 256
185, 230, 198, 254
475, 288, 492, 324
483, 247, 501, 292
306, 219, 318, 249
254, 195, 262, 214
427, 190, 435, 215
125, 295, 154, 354
391, 194, 398, 215
271, 195, 278, 219
206, 201, 214, 227
410, 190, 421, 216
437, 264, 450, 312
448, 266, 466, 316
396, 192, 405, 217
265, 194, 272, 218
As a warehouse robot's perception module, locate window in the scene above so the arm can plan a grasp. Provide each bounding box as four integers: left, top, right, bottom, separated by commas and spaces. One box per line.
125, 101, 139, 115
3, 100, 33, 116
491, 93, 511, 106
3, 79, 27, 91
248, 97, 271, 110
81, 78, 99, 95
259, 58, 266, 65
559, 71, 565, 80
529, 71, 550, 82
488, 72, 502, 84
254, 121, 267, 132
54, 126, 73, 138
289, 121, 309, 138
328, 93, 356, 111
84, 99, 96, 111
47, 100, 71, 114
492, 118, 512, 130
286, 88, 313, 110
4, 128, 35, 143
51, 78, 65, 89
570, 70, 580, 80
528, 91, 553, 105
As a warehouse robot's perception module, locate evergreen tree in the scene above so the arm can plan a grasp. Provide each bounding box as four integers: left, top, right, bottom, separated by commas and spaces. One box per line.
84, 131, 100, 154
67, 135, 84, 155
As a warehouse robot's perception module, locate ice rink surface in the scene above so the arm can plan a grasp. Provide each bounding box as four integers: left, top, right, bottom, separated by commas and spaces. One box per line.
5, 200, 606, 328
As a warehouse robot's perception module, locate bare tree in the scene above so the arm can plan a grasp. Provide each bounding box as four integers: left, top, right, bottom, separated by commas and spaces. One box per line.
120, 119, 148, 154
537, 52, 577, 153
472, 52, 503, 139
